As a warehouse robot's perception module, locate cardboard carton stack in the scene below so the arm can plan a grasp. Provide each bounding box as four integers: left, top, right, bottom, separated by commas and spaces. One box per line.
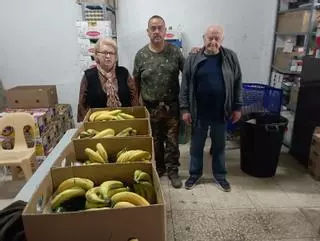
309, 127, 320, 180
21, 106, 166, 241
0, 85, 75, 171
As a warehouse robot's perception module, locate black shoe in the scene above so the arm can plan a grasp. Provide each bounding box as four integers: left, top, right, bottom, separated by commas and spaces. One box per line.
185, 175, 201, 190
168, 172, 182, 188
215, 178, 231, 192
156, 168, 166, 178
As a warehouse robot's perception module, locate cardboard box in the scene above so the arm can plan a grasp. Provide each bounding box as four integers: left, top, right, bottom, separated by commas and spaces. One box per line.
83, 106, 150, 123
34, 127, 56, 156
277, 10, 311, 33
74, 119, 151, 139
1, 108, 52, 137
76, 0, 116, 7
273, 48, 304, 71
6, 85, 58, 109
22, 163, 165, 241
76, 21, 112, 40
73, 136, 153, 162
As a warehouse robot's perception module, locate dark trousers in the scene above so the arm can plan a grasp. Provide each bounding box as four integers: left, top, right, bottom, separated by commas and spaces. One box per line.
189, 119, 227, 181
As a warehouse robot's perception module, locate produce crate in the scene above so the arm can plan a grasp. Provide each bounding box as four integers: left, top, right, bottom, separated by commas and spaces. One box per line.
73, 118, 151, 140
72, 136, 154, 164
22, 163, 165, 241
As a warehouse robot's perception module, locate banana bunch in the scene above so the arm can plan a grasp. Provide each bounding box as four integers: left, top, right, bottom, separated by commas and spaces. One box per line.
133, 170, 156, 204
79, 127, 137, 139
111, 191, 150, 207
85, 143, 108, 163
89, 109, 135, 122
116, 149, 152, 163
115, 127, 137, 137
51, 177, 94, 211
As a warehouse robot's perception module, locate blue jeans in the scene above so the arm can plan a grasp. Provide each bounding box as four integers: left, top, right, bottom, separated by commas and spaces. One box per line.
189, 119, 227, 181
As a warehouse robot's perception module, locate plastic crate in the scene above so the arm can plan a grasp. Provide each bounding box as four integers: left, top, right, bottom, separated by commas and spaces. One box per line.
242, 83, 283, 115
227, 83, 283, 133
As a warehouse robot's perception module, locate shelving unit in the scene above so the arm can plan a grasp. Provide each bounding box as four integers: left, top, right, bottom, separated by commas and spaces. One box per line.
269, 0, 320, 148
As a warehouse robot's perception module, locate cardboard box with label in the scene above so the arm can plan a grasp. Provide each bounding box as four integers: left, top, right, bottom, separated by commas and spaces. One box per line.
76, 20, 112, 40
22, 162, 165, 241
309, 128, 320, 180
6, 85, 58, 109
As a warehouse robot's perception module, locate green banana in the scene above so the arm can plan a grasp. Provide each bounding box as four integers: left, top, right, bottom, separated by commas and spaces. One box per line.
85, 187, 106, 204
100, 180, 124, 199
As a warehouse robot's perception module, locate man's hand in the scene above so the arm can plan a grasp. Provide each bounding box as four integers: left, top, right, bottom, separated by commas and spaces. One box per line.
182, 112, 192, 125
189, 47, 202, 54
231, 111, 241, 124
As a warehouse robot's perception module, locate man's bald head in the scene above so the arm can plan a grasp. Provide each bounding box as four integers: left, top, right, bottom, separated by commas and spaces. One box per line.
203, 24, 224, 54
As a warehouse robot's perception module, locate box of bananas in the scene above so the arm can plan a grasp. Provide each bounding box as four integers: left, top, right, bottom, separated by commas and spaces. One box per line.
22, 163, 166, 241
75, 118, 151, 140
84, 107, 150, 122
72, 136, 154, 165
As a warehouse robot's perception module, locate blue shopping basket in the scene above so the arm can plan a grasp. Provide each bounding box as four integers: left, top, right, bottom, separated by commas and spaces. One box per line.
227, 83, 283, 132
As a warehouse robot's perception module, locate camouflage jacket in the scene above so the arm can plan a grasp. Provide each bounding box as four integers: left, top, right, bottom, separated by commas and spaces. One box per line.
133, 43, 184, 103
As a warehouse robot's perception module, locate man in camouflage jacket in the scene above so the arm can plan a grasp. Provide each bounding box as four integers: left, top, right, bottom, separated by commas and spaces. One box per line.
133, 15, 184, 188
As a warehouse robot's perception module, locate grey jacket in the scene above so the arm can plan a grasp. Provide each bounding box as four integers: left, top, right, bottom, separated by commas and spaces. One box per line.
179, 47, 243, 124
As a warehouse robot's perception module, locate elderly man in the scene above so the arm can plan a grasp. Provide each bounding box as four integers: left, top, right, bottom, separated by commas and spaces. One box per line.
180, 25, 242, 191
133, 15, 185, 188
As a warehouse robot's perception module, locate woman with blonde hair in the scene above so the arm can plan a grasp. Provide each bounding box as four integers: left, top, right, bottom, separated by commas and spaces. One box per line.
77, 37, 139, 122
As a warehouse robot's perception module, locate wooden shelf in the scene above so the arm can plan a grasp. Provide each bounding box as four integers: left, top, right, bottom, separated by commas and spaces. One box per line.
272, 65, 301, 75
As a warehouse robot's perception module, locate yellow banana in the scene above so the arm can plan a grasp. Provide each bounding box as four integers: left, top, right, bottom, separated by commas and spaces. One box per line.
95, 113, 117, 121
116, 127, 133, 137
135, 171, 152, 184
89, 111, 106, 122
106, 110, 122, 116
56, 177, 94, 194
113, 201, 136, 209
119, 113, 135, 120
93, 128, 115, 139
116, 150, 151, 163
85, 207, 111, 211
85, 187, 106, 204
107, 187, 130, 198
115, 115, 125, 120
85, 200, 106, 209
111, 191, 150, 206
51, 187, 86, 210
96, 143, 108, 162
100, 180, 124, 199
85, 148, 105, 163
79, 131, 92, 139
87, 129, 99, 135
88, 162, 103, 165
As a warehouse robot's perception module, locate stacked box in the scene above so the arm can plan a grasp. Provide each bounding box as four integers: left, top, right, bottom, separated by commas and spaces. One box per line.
309, 127, 320, 180
0, 104, 75, 171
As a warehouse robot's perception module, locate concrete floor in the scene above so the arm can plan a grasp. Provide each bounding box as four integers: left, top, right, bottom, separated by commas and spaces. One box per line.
1, 140, 320, 241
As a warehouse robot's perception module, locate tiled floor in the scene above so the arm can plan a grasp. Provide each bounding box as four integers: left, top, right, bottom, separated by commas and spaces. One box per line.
1, 140, 320, 241
163, 141, 320, 241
